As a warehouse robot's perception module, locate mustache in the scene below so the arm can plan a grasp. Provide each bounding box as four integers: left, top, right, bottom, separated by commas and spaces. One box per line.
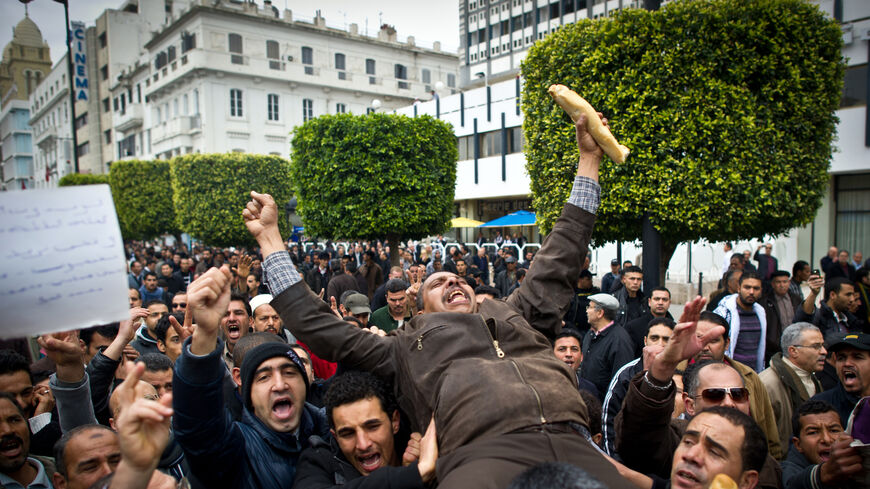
0, 433, 24, 446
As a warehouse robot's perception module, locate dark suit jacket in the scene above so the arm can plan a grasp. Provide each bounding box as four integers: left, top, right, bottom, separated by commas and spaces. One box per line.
825, 262, 856, 282
754, 249, 779, 281
760, 290, 802, 363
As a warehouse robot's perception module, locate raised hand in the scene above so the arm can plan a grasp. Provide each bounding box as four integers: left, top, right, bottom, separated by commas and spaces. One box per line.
651, 297, 722, 384
575, 113, 606, 159
329, 296, 342, 319
243, 191, 284, 256
113, 362, 173, 474
37, 331, 84, 383
187, 265, 233, 355
168, 311, 195, 343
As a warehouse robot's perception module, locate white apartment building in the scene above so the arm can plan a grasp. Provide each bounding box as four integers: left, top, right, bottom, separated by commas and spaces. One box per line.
28, 56, 73, 188
399, 0, 869, 291
109, 0, 458, 161
459, 0, 643, 88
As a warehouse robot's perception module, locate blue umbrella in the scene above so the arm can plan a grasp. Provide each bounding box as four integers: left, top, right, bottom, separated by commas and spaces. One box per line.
478, 210, 537, 227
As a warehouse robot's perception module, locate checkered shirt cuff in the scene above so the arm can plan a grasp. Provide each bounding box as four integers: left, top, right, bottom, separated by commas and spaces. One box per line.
567, 175, 601, 215
263, 251, 302, 296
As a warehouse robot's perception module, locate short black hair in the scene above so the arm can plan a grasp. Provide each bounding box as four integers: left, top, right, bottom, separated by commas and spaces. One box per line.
699, 311, 730, 339
474, 285, 501, 299
365, 250, 376, 259
144, 299, 167, 309
792, 260, 809, 276
770, 270, 790, 280
0, 349, 31, 382
647, 317, 676, 330
79, 323, 119, 347
554, 328, 583, 345
738, 270, 763, 285
324, 371, 397, 429
792, 399, 841, 440
0, 392, 25, 417
507, 462, 607, 489
697, 406, 767, 473
857, 267, 869, 282
54, 424, 117, 478
229, 293, 252, 317
579, 390, 602, 438
143, 271, 157, 280
154, 312, 184, 343
384, 278, 409, 295
623, 265, 643, 275
650, 286, 671, 297
135, 353, 172, 372
345, 261, 358, 274
825, 277, 854, 301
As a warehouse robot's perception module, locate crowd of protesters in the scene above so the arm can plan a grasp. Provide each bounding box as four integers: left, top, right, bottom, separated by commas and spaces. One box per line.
2, 115, 869, 489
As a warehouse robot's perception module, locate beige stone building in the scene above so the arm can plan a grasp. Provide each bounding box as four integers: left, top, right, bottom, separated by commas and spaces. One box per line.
0, 14, 52, 190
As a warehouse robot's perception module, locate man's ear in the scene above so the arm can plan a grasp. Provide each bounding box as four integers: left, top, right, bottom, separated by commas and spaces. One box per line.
391, 410, 400, 435
78, 338, 87, 354
52, 472, 67, 489
231, 367, 241, 387
792, 436, 804, 454
592, 433, 603, 446
683, 392, 695, 417
157, 340, 166, 354
737, 470, 759, 489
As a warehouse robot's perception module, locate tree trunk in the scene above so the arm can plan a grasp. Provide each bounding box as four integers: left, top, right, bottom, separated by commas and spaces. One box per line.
659, 240, 679, 287
387, 233, 402, 269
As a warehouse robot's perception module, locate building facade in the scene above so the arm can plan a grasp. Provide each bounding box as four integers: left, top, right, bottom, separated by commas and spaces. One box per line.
400, 0, 869, 286
121, 1, 457, 161
459, 0, 642, 88
28, 55, 73, 189
0, 14, 51, 190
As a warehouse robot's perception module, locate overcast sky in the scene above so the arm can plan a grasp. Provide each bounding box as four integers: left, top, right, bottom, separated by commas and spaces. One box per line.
1, 0, 461, 66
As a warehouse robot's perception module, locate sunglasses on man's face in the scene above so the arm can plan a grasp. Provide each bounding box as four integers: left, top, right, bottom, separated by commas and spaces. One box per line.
695, 387, 749, 403
172, 302, 187, 308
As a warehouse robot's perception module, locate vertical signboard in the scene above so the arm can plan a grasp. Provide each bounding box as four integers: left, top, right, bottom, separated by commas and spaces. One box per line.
71, 21, 88, 101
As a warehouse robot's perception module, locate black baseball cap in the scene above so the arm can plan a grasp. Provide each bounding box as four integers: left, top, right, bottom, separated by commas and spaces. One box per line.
827, 333, 870, 352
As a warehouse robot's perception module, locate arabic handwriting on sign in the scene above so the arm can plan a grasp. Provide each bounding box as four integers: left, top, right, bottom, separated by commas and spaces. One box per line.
38, 294, 62, 304
33, 264, 65, 274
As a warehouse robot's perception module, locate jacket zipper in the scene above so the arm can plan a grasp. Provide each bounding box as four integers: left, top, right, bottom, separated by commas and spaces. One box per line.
478, 316, 545, 424
510, 359, 547, 424
415, 324, 448, 350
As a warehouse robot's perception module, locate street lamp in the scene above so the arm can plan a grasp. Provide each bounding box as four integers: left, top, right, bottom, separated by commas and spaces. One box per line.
371, 98, 382, 113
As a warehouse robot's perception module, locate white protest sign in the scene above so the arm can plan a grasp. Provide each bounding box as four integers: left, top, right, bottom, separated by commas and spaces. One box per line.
0, 185, 129, 338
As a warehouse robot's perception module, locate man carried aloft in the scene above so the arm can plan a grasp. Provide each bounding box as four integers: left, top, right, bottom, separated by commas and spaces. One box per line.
242, 113, 631, 488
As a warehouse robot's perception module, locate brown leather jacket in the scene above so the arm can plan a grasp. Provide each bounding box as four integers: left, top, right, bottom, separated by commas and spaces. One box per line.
272, 204, 594, 455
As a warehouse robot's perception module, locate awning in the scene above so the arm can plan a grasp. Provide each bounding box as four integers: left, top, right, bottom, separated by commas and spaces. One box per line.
478, 210, 537, 227
451, 217, 486, 228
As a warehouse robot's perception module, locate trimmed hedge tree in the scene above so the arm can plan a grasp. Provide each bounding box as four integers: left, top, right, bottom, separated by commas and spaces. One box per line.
522, 0, 844, 270
171, 153, 294, 247
109, 160, 176, 240
290, 113, 457, 261
58, 173, 109, 186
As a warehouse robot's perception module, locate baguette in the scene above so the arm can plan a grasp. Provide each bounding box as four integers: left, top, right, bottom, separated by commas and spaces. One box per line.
548, 84, 630, 164
708, 474, 738, 489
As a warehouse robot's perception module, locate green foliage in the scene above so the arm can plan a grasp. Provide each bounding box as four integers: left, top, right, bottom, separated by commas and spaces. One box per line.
522, 0, 844, 246
290, 113, 457, 241
171, 153, 293, 247
109, 160, 175, 240
58, 173, 109, 186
